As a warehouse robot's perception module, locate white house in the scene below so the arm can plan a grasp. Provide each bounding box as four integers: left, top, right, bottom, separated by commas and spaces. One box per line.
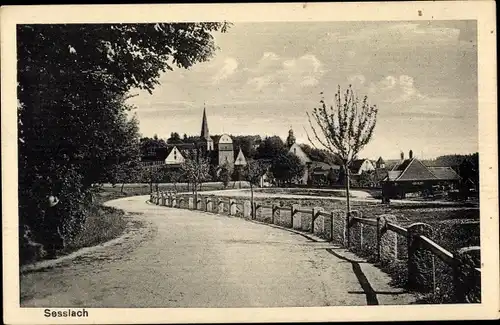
349, 159, 376, 175
164, 146, 185, 166
288, 143, 312, 185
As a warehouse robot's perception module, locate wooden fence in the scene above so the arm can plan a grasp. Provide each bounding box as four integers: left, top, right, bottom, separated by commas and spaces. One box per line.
150, 191, 481, 303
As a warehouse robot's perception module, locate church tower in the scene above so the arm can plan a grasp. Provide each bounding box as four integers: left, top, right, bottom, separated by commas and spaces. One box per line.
200, 106, 214, 152
286, 127, 296, 148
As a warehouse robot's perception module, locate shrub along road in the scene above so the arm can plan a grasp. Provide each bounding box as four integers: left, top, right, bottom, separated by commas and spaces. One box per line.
20, 195, 417, 307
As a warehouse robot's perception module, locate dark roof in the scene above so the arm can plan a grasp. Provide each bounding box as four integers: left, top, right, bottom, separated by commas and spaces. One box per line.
392, 159, 412, 172
349, 159, 366, 172
310, 161, 340, 171
385, 158, 461, 182
376, 156, 385, 164
428, 167, 461, 181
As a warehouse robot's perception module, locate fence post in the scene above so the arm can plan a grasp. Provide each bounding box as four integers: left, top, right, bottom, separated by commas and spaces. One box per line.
347, 210, 362, 250
291, 204, 299, 229
271, 204, 278, 224
407, 222, 434, 292
206, 197, 213, 212
345, 210, 353, 247
229, 199, 236, 216
330, 211, 335, 242
243, 200, 251, 218
188, 196, 194, 210
217, 198, 224, 214
377, 215, 398, 264
453, 246, 481, 303
300, 208, 311, 232
253, 202, 262, 220
311, 207, 323, 235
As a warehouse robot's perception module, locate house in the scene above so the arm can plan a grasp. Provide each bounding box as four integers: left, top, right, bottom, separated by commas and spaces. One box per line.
286, 128, 312, 185
309, 161, 341, 186
376, 156, 386, 169
381, 150, 461, 199
349, 159, 375, 175
164, 146, 185, 167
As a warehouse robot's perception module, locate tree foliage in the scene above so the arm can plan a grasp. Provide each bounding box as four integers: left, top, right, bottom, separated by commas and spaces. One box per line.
217, 163, 233, 188
307, 85, 378, 212
270, 152, 304, 186
17, 22, 229, 261
181, 154, 211, 197
242, 159, 267, 208
255, 136, 287, 160
306, 85, 378, 165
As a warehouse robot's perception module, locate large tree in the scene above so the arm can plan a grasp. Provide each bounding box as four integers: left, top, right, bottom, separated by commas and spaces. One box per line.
255, 136, 287, 160
307, 85, 378, 218
17, 23, 229, 260
270, 152, 305, 186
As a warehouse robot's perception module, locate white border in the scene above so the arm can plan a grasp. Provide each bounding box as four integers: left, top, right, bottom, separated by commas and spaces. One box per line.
2, 2, 498, 323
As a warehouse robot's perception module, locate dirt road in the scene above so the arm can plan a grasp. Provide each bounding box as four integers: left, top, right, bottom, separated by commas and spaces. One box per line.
20, 195, 416, 307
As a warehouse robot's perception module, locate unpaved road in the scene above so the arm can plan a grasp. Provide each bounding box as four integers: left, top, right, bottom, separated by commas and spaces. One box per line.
20, 195, 416, 307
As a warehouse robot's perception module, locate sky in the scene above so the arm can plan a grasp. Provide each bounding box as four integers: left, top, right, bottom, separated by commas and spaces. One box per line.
127, 20, 478, 160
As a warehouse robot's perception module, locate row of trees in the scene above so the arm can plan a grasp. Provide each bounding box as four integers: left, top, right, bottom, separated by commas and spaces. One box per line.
18, 23, 230, 261
139, 132, 341, 166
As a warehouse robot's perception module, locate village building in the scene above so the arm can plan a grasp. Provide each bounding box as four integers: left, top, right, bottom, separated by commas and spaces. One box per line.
286, 128, 311, 185
381, 150, 461, 199
349, 159, 376, 175
140, 107, 248, 172
164, 146, 186, 167
234, 148, 247, 166
375, 156, 385, 169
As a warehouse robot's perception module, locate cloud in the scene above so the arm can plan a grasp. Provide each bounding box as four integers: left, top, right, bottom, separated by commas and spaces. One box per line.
212, 57, 238, 83
368, 75, 426, 103
246, 52, 326, 93
348, 74, 366, 87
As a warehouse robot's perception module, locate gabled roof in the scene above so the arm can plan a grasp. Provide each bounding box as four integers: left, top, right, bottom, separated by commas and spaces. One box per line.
349, 159, 365, 171
234, 148, 247, 166
289, 143, 312, 163
384, 158, 461, 182
376, 156, 385, 164
428, 167, 461, 181
349, 159, 374, 173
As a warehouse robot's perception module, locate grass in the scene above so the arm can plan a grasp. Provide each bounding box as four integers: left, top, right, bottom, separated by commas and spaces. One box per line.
101, 181, 250, 197
61, 203, 128, 255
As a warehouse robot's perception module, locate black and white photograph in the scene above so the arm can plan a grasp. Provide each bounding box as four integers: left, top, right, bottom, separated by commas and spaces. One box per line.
2, 2, 498, 324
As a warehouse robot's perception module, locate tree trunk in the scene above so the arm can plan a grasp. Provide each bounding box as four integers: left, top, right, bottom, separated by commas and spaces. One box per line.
120, 182, 125, 193
345, 165, 351, 213
149, 167, 153, 193
345, 164, 351, 247
250, 183, 254, 219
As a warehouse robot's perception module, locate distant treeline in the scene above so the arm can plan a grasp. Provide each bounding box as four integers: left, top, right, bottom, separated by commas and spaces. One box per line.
140, 132, 344, 166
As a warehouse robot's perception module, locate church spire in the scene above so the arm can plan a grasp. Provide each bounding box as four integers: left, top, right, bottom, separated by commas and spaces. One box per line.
201, 104, 210, 140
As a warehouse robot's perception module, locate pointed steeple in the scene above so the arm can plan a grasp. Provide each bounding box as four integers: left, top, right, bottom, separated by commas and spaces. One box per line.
200, 104, 210, 140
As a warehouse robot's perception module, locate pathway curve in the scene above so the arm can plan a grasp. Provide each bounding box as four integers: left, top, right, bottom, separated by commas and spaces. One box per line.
20, 195, 416, 307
